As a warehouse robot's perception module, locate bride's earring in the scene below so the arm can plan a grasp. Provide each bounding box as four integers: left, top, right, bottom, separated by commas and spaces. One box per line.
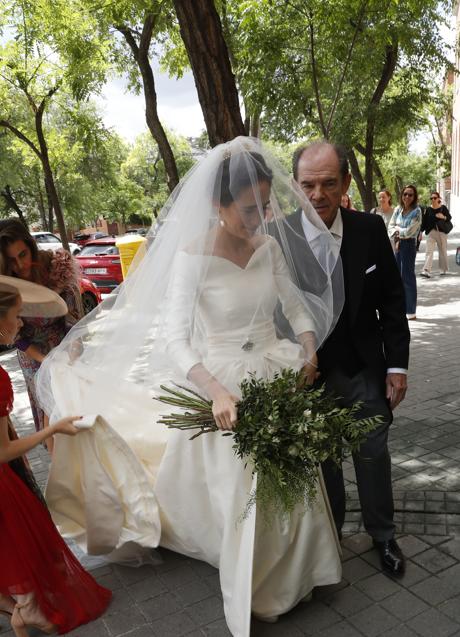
0, 330, 5, 339
219, 218, 225, 227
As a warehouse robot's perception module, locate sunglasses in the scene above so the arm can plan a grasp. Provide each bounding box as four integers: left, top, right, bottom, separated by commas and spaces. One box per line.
402, 192, 414, 197
430, 196, 440, 200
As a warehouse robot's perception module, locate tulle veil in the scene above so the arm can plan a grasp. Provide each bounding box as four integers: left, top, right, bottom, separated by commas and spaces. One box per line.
36, 136, 344, 425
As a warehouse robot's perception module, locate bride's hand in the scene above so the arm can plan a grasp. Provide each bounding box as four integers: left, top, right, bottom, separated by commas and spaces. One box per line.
299, 353, 320, 386
212, 391, 239, 430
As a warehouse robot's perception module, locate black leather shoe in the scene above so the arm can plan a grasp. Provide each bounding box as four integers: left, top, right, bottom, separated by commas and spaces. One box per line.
373, 538, 405, 577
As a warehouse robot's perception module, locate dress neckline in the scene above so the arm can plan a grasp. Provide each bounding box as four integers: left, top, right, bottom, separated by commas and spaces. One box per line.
207, 239, 271, 271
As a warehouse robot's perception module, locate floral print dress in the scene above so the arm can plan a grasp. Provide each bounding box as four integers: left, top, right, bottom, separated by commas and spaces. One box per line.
15, 250, 82, 431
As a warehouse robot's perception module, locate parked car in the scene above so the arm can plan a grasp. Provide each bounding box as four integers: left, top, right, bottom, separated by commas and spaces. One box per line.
74, 231, 110, 247
76, 237, 122, 294
31, 231, 81, 255
80, 277, 102, 314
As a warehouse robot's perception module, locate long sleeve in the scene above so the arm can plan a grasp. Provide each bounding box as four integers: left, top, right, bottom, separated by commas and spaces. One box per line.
164, 252, 203, 377
398, 207, 422, 239
270, 239, 316, 337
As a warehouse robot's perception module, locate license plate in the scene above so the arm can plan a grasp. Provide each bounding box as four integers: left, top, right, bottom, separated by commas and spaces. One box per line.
85, 268, 107, 275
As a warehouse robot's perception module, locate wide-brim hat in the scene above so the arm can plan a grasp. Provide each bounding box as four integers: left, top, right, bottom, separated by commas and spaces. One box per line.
0, 275, 68, 317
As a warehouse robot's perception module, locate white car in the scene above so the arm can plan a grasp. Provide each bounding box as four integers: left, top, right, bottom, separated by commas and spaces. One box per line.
31, 231, 81, 255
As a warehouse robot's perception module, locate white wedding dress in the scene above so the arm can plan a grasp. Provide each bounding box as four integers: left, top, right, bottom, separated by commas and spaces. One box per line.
45, 237, 341, 637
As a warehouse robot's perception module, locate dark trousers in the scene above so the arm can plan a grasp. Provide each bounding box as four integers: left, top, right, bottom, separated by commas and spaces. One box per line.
321, 368, 395, 542
396, 238, 417, 315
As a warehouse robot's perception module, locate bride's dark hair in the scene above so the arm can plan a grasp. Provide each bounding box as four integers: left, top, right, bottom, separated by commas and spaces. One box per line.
216, 151, 273, 207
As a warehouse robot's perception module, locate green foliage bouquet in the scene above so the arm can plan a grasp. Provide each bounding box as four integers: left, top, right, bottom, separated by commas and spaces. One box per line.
157, 368, 381, 519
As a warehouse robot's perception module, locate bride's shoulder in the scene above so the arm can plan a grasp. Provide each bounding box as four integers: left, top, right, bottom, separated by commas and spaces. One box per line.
180, 231, 215, 257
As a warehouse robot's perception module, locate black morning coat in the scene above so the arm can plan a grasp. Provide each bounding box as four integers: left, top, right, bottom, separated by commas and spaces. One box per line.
281, 207, 410, 380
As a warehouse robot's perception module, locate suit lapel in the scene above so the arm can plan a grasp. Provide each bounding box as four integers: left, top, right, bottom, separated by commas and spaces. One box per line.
340, 209, 368, 325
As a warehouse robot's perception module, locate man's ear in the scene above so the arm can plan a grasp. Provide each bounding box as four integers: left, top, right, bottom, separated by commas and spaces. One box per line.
342, 173, 352, 193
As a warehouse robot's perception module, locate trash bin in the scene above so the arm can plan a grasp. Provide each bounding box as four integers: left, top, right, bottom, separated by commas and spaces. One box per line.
115, 234, 147, 280
456, 246, 460, 266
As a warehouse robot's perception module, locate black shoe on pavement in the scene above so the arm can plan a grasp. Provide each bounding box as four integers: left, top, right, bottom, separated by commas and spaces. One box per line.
373, 538, 405, 577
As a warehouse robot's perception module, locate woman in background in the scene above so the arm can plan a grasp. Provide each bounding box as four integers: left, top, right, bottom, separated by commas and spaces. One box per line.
371, 190, 393, 228
420, 192, 452, 278
388, 185, 422, 320
0, 220, 83, 440
0, 276, 111, 636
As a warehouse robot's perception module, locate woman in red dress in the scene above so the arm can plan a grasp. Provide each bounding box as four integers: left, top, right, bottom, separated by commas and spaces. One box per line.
0, 276, 111, 636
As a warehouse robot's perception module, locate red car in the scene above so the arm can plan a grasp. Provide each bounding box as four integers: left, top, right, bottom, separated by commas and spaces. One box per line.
80, 277, 102, 314
76, 238, 122, 295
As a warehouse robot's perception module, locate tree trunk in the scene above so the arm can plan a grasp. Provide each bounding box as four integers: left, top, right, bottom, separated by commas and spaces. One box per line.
36, 179, 48, 230
347, 149, 367, 208
117, 16, 180, 192
361, 42, 398, 210
173, 0, 245, 146
35, 110, 69, 250
0, 185, 28, 227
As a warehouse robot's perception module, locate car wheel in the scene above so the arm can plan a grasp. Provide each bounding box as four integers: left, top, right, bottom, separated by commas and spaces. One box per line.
81, 291, 98, 315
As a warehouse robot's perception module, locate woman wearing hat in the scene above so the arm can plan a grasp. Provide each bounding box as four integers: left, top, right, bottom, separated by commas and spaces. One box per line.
0, 275, 111, 636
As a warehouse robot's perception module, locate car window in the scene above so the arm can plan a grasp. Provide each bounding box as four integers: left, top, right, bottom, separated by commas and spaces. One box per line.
79, 244, 119, 256
45, 234, 61, 243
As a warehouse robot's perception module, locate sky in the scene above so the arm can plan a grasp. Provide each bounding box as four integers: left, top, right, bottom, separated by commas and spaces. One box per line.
95, 68, 206, 141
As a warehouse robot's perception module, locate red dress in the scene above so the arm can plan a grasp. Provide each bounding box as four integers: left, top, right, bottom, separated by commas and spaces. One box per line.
0, 366, 111, 633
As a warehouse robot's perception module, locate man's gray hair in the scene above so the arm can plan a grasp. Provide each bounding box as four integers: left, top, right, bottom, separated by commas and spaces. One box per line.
292, 141, 350, 181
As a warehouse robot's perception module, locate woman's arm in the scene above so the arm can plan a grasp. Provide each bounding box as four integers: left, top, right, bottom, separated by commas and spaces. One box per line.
20, 344, 46, 364
398, 208, 422, 239
0, 415, 82, 464
165, 252, 237, 429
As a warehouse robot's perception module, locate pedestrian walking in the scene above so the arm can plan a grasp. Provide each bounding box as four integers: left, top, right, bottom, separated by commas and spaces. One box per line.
420, 192, 452, 278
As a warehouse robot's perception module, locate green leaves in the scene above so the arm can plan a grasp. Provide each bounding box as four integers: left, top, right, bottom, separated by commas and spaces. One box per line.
157, 368, 382, 521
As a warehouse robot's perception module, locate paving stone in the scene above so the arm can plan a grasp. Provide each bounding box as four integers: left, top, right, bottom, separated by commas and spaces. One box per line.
127, 574, 167, 602
411, 547, 457, 573
323, 586, 373, 618
103, 607, 147, 636
185, 597, 225, 627
354, 572, 402, 601
397, 560, 430, 587
381, 626, 419, 637
150, 610, 197, 637
342, 556, 378, 584
318, 621, 363, 637
380, 589, 429, 621
174, 580, 214, 606
138, 592, 182, 622
348, 604, 399, 636
407, 608, 460, 637
290, 600, 342, 633
411, 575, 458, 605
341, 533, 373, 555
159, 563, 201, 588
396, 535, 430, 557
202, 618, 232, 636
439, 595, 460, 622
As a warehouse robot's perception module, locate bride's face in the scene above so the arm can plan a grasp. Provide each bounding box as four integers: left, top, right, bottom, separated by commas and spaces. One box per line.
219, 180, 271, 240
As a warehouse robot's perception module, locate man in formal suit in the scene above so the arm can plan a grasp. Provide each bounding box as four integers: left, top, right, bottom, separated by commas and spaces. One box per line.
290, 141, 410, 577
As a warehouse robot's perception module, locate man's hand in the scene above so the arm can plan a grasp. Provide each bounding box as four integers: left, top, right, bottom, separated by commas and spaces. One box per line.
386, 373, 407, 410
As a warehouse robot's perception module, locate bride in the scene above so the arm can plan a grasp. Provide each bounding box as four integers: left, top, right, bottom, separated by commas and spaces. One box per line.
36, 137, 344, 636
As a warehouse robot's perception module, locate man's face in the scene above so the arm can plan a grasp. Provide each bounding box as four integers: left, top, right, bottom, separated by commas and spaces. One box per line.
296, 146, 351, 228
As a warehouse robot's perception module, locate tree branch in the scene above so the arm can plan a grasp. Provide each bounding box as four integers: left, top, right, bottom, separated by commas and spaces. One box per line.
0, 119, 42, 159
325, 0, 370, 136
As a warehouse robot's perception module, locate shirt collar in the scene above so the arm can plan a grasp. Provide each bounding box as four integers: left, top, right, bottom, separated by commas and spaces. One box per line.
301, 208, 343, 243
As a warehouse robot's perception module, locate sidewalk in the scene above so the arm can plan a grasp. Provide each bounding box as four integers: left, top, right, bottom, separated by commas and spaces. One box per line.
1, 231, 460, 637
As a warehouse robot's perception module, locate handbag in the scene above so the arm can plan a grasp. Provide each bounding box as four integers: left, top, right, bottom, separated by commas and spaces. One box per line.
437, 219, 453, 234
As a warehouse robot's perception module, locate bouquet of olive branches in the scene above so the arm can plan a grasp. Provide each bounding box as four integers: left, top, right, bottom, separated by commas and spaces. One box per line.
156, 368, 381, 519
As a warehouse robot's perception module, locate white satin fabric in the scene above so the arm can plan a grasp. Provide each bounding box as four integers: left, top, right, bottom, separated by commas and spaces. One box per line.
46, 238, 341, 637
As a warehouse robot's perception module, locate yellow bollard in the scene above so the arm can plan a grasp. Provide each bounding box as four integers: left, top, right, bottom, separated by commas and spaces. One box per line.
115, 235, 147, 280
